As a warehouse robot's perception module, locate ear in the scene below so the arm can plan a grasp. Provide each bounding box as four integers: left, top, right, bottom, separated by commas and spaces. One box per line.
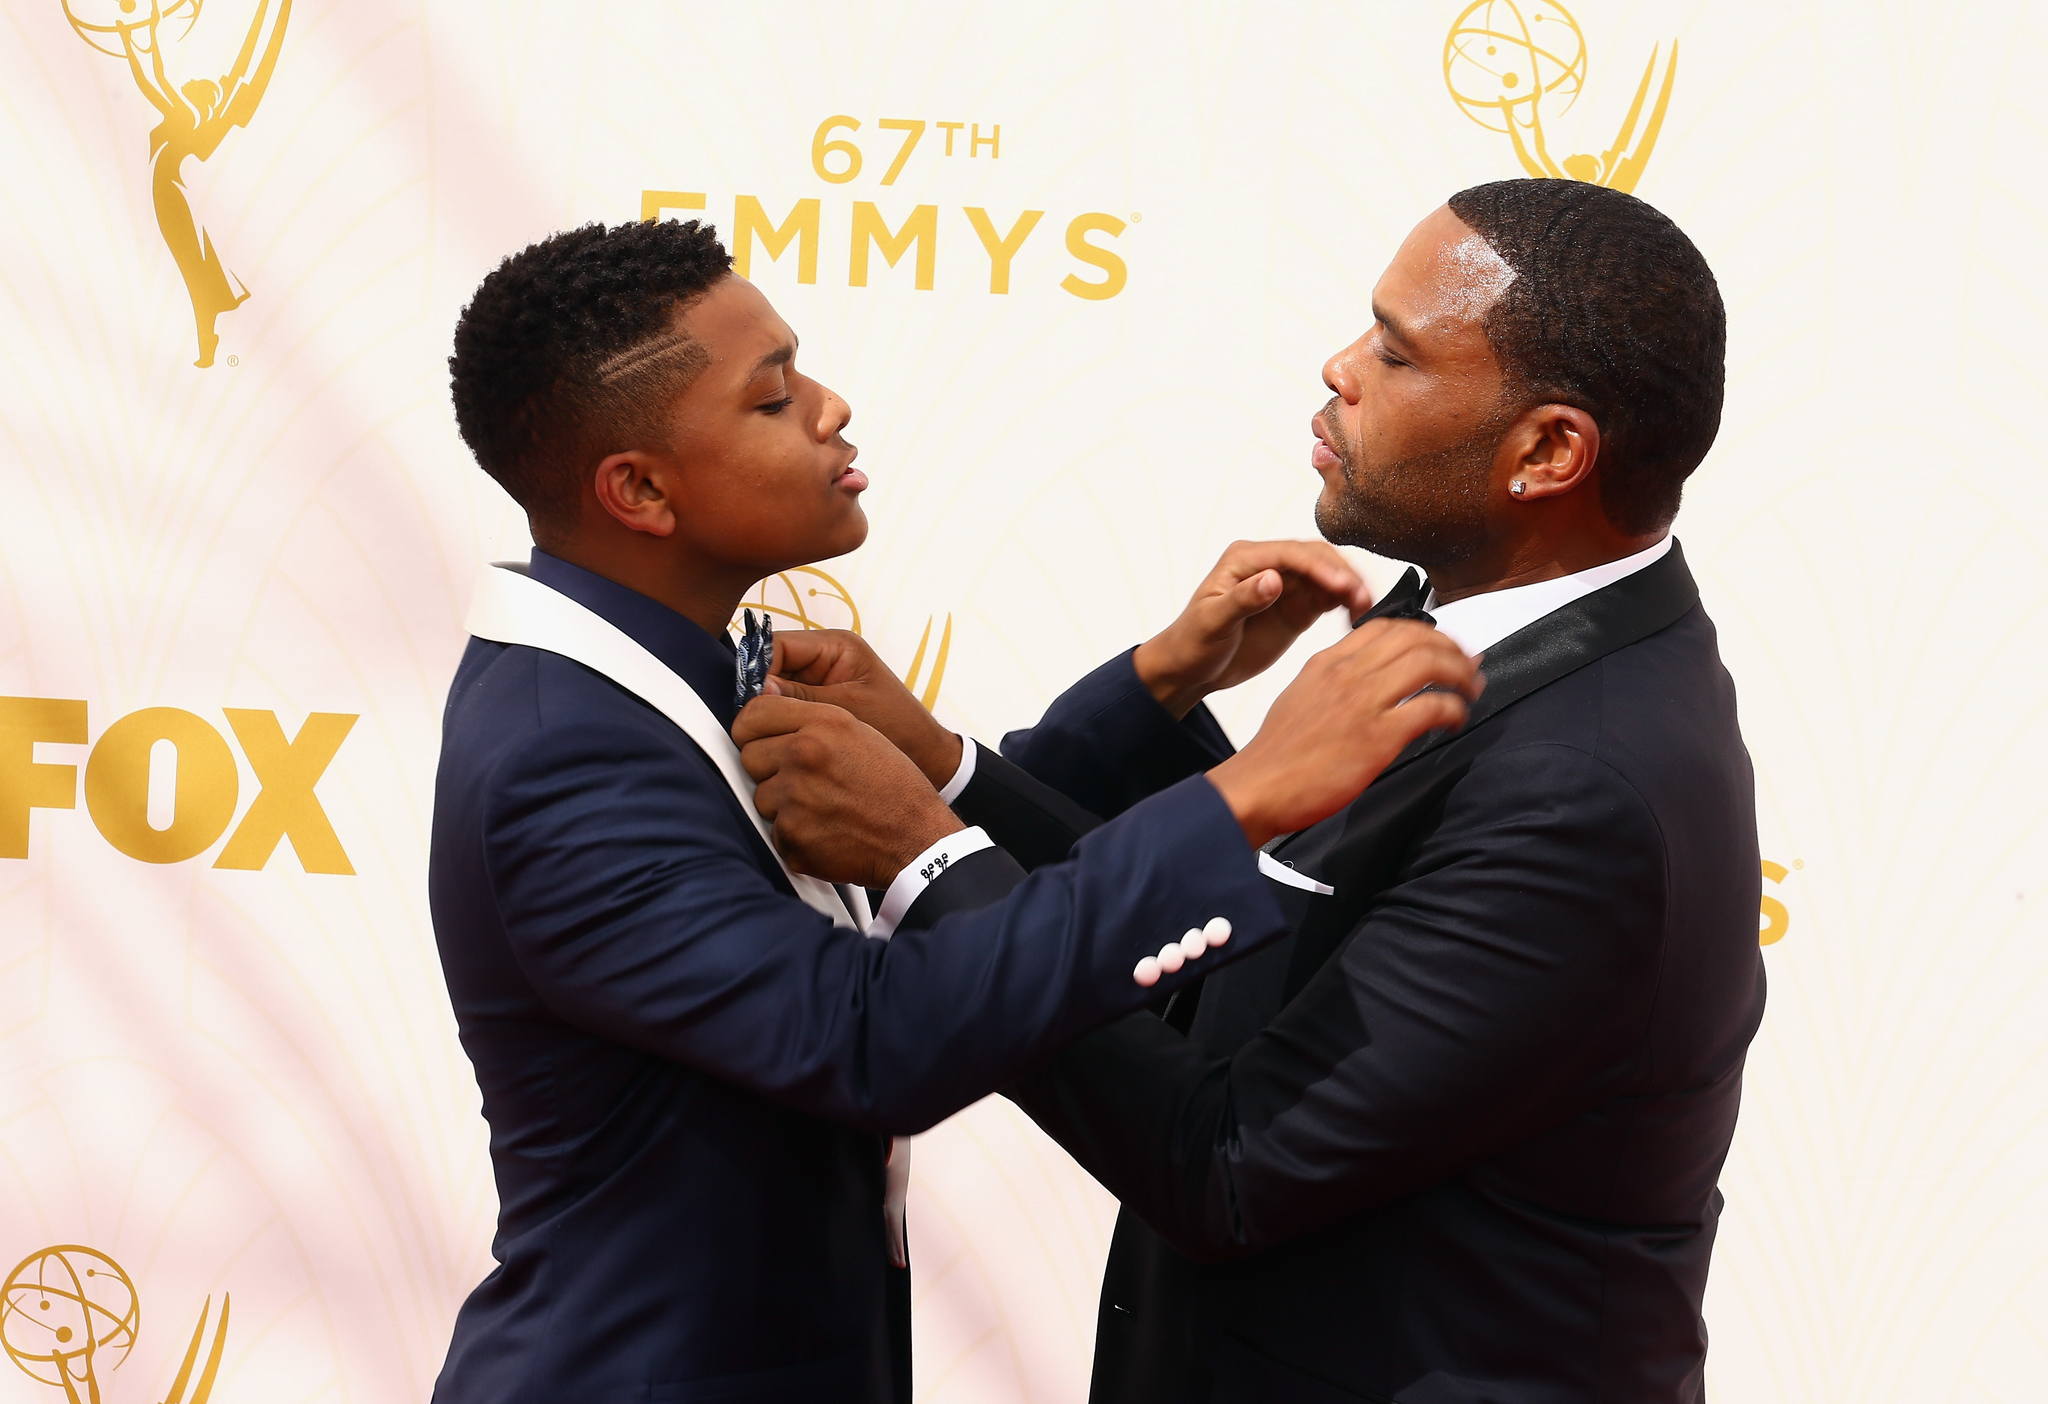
592, 450, 680, 537
1499, 404, 1601, 503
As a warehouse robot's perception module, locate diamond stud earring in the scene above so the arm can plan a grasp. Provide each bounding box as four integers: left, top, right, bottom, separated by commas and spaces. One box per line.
1510, 481, 1527, 496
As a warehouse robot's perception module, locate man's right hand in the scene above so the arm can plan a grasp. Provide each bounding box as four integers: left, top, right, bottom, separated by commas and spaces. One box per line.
766, 630, 965, 789
1207, 620, 1484, 849
734, 695, 964, 888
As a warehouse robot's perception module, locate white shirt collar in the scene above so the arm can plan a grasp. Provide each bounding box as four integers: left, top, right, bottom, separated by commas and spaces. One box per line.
1422, 536, 1673, 656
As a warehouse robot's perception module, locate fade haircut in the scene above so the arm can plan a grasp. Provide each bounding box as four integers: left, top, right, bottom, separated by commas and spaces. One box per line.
1446, 179, 1725, 533
449, 220, 734, 542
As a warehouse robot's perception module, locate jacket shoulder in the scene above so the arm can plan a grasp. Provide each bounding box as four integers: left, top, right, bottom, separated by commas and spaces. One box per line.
441, 640, 703, 772
1488, 603, 1746, 771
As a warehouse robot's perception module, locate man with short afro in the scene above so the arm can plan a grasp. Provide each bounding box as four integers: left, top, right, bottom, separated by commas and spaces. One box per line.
450, 220, 730, 543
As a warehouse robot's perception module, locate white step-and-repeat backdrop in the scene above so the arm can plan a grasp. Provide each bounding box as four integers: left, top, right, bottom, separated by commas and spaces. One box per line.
2, 1, 2044, 1400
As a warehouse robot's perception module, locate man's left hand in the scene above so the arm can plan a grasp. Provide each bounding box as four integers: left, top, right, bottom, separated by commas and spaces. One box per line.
735, 695, 965, 888
1133, 540, 1376, 719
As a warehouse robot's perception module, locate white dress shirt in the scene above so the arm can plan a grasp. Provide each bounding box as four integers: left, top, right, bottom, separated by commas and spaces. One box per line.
1423, 535, 1672, 656
867, 738, 987, 939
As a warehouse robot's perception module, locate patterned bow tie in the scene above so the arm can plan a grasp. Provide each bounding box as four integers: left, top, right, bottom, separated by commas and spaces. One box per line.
734, 609, 774, 710
1353, 568, 1436, 627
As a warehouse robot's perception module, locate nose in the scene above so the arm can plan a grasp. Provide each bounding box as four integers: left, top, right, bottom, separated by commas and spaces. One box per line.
1324, 342, 1362, 404
818, 386, 853, 440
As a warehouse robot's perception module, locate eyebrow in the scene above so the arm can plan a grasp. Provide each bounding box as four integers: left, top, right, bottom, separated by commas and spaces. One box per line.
1372, 302, 1414, 346
748, 341, 796, 379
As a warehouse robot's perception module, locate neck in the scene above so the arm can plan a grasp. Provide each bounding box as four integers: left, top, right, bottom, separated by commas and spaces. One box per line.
542, 535, 758, 639
1426, 528, 1667, 605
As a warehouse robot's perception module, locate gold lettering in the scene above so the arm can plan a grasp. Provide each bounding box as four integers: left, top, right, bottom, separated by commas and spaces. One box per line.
850, 202, 938, 290
936, 120, 964, 155
964, 208, 1044, 294
1060, 213, 1128, 300
0, 697, 86, 858
1760, 859, 1789, 945
84, 708, 238, 864
640, 190, 706, 222
970, 123, 1000, 159
215, 710, 357, 875
811, 115, 863, 183
733, 196, 821, 284
877, 119, 927, 185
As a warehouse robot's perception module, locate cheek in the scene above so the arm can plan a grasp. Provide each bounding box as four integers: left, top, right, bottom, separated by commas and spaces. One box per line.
683, 434, 795, 537
721, 425, 807, 500
1363, 375, 1463, 454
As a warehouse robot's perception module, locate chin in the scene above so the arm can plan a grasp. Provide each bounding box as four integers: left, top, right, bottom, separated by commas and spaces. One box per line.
809, 505, 869, 564
1311, 489, 1352, 546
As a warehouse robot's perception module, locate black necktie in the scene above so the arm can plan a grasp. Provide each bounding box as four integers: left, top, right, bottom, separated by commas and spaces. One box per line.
1353, 568, 1435, 628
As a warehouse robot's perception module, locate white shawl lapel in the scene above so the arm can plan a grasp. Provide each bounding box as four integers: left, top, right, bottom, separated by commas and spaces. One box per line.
465, 562, 872, 933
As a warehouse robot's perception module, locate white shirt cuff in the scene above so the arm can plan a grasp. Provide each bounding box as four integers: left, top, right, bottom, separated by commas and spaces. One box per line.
936, 735, 977, 805
869, 826, 994, 940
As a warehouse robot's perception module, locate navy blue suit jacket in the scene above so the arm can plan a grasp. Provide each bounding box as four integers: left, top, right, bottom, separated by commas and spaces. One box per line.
985, 545, 1767, 1404
427, 553, 1285, 1404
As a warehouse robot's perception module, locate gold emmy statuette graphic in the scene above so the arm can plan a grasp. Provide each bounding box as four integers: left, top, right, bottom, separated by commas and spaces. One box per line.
61, 0, 291, 367
736, 569, 953, 709
1443, 0, 1675, 194
740, 567, 864, 636
1, 1246, 228, 1404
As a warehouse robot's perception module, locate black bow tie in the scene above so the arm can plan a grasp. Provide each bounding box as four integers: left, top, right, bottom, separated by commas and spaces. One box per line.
1354, 568, 1435, 627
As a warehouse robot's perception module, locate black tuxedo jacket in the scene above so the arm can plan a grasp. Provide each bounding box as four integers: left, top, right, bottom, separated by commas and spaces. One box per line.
957, 543, 1767, 1404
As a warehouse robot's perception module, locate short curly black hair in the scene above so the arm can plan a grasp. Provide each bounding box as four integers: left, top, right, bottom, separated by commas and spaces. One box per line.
1446, 180, 1725, 534
449, 219, 733, 541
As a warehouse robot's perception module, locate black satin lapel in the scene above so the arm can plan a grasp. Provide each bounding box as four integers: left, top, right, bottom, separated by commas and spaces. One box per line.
1378, 540, 1700, 777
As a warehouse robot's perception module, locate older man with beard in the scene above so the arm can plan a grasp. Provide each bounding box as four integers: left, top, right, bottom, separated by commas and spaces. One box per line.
750, 178, 1764, 1403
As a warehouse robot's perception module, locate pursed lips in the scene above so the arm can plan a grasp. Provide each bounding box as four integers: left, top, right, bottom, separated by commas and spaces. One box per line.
1311, 416, 1342, 472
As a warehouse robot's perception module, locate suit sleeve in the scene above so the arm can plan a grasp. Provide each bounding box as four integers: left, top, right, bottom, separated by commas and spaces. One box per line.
482, 717, 1287, 1136
1001, 649, 1235, 819
948, 745, 1104, 871
896, 844, 1029, 928
1008, 743, 1669, 1260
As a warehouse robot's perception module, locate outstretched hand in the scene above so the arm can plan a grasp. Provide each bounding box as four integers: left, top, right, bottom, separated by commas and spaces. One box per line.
765, 630, 965, 788
1207, 620, 1484, 849
734, 695, 964, 888
1133, 540, 1377, 719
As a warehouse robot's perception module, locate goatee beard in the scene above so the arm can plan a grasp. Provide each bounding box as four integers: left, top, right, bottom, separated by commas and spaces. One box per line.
1313, 409, 1497, 571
